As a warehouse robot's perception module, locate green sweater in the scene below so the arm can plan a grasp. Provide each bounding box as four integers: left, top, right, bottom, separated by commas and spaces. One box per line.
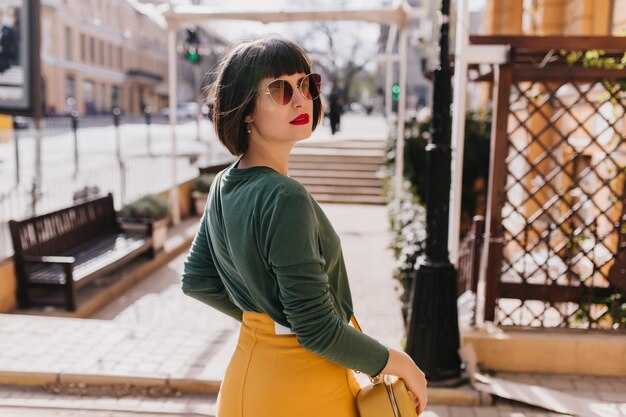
181, 162, 389, 377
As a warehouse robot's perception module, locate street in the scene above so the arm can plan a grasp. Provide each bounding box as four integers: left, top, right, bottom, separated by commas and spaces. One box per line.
0, 112, 389, 258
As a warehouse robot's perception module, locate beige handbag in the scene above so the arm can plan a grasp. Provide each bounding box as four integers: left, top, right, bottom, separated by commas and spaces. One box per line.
350, 316, 419, 417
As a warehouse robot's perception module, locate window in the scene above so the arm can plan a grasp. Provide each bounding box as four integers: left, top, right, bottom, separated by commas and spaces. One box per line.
80, 34, 86, 61
111, 85, 120, 109
99, 40, 105, 65
612, 0, 626, 34
64, 27, 72, 60
90, 37, 96, 63
65, 75, 75, 113
83, 80, 96, 114
522, 0, 538, 34
101, 83, 107, 110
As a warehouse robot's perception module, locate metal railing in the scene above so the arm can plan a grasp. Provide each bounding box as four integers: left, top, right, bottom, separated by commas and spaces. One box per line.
457, 216, 485, 297
0, 109, 215, 259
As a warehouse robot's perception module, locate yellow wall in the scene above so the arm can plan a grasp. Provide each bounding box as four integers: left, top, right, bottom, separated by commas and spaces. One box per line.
484, 0, 523, 34
41, 1, 168, 115
484, 0, 614, 35
0, 259, 17, 313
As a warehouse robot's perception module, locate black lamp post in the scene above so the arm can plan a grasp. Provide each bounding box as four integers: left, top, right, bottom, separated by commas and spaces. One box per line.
404, 0, 462, 384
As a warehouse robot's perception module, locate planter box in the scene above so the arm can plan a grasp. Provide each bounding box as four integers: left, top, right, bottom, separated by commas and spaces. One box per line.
119, 217, 169, 253
191, 191, 209, 216
150, 218, 169, 252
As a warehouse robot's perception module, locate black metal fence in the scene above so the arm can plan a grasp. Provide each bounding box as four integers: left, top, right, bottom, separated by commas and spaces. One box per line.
0, 109, 215, 259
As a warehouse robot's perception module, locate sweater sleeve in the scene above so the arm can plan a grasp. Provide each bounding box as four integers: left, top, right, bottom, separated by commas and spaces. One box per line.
264, 191, 389, 376
182, 211, 243, 322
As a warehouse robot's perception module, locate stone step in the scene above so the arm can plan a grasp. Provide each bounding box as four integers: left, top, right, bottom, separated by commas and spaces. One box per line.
290, 147, 385, 158
288, 161, 382, 172
289, 154, 384, 165
303, 185, 383, 196
289, 169, 382, 180
289, 139, 387, 206
298, 140, 386, 150
310, 193, 386, 205
295, 177, 383, 188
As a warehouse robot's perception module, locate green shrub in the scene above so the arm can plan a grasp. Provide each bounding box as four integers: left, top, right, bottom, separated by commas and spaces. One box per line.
385, 109, 491, 325
387, 183, 427, 325
386, 110, 491, 235
120, 194, 170, 221
193, 174, 216, 193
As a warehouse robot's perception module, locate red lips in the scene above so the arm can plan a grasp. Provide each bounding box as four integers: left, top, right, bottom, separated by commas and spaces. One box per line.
289, 113, 310, 125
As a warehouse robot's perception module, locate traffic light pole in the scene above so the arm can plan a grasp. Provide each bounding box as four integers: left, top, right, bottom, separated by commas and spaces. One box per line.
193, 63, 201, 142
404, 0, 463, 385
168, 28, 181, 225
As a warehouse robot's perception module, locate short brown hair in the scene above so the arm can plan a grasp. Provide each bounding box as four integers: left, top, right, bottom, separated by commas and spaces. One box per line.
207, 37, 324, 156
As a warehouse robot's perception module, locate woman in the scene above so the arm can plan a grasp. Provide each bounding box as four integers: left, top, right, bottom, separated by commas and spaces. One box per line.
182, 37, 427, 417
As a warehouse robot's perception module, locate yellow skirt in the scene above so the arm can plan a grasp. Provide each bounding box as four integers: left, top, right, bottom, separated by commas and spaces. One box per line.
216, 311, 362, 417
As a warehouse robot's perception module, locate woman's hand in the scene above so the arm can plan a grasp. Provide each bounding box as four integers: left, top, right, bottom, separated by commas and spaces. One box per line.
379, 348, 428, 415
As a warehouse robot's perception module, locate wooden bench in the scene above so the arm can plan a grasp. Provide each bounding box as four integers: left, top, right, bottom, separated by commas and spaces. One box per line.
9, 194, 154, 311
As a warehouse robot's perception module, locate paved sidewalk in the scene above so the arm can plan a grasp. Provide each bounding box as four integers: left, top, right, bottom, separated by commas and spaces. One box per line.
1, 376, 625, 417
1, 204, 626, 415
0, 205, 409, 392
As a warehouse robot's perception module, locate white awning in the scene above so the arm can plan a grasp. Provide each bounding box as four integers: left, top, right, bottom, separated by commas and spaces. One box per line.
161, 2, 424, 28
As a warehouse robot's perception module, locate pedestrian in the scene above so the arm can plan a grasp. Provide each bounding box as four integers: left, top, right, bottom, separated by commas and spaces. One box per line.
329, 85, 343, 135
181, 36, 427, 417
0, 8, 18, 74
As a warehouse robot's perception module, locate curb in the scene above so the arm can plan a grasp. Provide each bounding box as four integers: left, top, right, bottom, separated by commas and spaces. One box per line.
428, 386, 492, 406
0, 370, 222, 394
0, 217, 492, 407
0, 370, 489, 406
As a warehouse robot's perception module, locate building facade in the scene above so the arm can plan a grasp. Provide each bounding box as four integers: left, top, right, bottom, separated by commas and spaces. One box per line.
484, 0, 625, 36
40, 0, 171, 116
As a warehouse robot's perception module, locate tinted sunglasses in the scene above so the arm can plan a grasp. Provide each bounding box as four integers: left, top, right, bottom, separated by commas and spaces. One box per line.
258, 73, 323, 106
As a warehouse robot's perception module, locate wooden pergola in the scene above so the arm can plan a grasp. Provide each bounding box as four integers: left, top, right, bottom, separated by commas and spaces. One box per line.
457, 35, 626, 328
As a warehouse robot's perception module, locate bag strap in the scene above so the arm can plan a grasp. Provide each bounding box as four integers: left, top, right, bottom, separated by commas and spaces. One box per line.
350, 315, 363, 332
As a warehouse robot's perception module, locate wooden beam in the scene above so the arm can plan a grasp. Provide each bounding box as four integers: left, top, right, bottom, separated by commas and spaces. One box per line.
499, 283, 615, 303
469, 35, 626, 50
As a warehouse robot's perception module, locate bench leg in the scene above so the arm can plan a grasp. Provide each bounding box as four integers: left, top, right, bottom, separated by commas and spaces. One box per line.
63, 265, 77, 311
64, 282, 77, 311
16, 285, 30, 309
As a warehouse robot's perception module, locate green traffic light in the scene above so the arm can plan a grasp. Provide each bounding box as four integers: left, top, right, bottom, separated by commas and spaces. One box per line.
392, 84, 400, 101
186, 45, 200, 63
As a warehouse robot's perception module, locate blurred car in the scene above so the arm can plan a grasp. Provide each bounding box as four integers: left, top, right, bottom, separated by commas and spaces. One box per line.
349, 102, 364, 113
159, 102, 199, 120
13, 116, 30, 129
200, 102, 214, 122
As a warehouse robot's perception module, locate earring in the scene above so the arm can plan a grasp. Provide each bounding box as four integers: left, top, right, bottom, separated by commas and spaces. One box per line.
245, 122, 252, 134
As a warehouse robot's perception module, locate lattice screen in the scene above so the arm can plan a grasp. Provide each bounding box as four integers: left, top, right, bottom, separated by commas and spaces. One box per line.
495, 75, 625, 328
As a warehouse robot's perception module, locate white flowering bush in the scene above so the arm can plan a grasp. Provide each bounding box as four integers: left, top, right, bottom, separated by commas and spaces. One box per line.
385, 118, 428, 326
387, 180, 427, 326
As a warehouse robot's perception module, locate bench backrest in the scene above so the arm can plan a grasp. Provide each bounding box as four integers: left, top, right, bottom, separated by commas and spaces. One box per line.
9, 194, 118, 258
